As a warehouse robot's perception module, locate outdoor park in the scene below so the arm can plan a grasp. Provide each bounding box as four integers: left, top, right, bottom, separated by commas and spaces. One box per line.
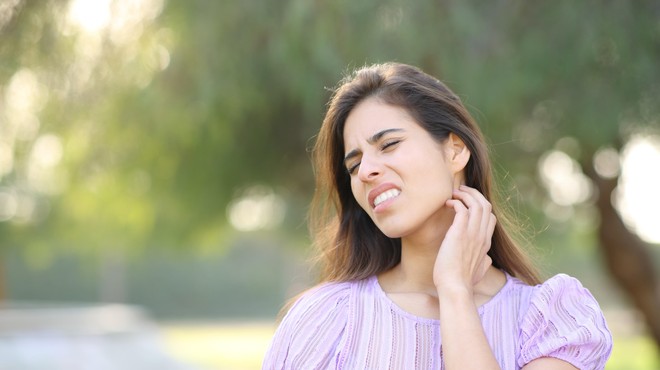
0, 0, 659, 369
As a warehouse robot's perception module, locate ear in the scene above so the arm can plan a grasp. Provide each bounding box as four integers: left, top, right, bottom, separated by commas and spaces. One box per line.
444, 133, 471, 185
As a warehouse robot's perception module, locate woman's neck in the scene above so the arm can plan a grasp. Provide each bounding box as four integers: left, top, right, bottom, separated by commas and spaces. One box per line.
379, 224, 506, 301
380, 226, 448, 296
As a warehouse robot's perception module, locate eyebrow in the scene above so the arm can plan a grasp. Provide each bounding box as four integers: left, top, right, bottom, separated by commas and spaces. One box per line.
343, 128, 404, 164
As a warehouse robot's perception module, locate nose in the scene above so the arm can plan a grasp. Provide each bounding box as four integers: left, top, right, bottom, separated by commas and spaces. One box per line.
357, 155, 382, 182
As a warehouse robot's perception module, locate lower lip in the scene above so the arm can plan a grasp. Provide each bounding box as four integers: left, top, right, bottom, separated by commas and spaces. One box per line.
373, 194, 399, 213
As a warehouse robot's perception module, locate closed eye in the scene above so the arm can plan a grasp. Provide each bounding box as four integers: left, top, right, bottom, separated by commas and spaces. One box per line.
347, 140, 401, 175
380, 139, 401, 151
347, 161, 360, 175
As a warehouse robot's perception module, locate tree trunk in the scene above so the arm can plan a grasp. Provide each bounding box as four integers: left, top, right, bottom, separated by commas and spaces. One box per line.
585, 164, 660, 346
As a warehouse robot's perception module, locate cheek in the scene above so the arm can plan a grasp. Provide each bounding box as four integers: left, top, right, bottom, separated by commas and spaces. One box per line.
422, 165, 455, 200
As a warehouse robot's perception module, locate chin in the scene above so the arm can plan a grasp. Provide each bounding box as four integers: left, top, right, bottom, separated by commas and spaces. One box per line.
375, 224, 410, 239
381, 231, 402, 239
371, 215, 417, 239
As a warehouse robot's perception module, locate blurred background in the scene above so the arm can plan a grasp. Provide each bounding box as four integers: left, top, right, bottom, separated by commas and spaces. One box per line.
0, 0, 659, 369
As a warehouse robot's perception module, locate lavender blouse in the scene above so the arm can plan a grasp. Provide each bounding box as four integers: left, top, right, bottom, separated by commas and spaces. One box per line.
263, 273, 612, 370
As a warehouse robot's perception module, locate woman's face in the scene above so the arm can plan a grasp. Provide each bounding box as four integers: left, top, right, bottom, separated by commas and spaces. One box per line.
342, 97, 463, 240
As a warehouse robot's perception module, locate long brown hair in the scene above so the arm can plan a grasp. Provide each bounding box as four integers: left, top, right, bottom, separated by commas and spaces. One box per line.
310, 62, 540, 285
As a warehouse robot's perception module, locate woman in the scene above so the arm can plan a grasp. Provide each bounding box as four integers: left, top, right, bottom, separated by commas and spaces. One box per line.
263, 63, 612, 369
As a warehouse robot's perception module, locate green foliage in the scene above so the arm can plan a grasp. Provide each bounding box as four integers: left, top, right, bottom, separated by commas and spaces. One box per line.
0, 0, 658, 257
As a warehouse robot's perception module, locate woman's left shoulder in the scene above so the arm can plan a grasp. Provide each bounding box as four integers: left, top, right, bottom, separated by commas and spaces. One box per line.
532, 273, 597, 301
517, 273, 613, 369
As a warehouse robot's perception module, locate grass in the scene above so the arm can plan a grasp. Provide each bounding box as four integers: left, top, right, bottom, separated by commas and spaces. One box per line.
162, 321, 276, 370
606, 333, 659, 370
161, 318, 660, 370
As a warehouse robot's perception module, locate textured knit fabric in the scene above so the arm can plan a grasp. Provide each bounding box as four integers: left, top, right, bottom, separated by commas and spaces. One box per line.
263, 273, 612, 370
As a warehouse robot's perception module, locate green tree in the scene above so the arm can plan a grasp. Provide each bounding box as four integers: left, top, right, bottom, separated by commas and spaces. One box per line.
1, 0, 659, 348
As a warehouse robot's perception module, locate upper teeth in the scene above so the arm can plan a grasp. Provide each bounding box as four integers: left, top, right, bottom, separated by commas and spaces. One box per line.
374, 189, 400, 207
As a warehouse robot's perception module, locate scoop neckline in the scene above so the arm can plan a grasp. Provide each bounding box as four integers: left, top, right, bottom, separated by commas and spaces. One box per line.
370, 272, 513, 324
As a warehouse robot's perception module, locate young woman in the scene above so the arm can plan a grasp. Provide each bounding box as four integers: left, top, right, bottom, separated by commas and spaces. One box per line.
263, 63, 612, 369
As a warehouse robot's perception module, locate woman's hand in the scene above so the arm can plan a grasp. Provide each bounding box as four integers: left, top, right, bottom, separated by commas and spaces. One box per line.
434, 185, 502, 369
433, 185, 497, 295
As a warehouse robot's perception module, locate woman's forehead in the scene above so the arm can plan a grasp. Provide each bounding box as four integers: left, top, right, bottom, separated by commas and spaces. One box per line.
342, 100, 415, 142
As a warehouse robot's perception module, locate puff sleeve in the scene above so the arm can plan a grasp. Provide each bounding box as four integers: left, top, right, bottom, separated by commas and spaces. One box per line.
518, 274, 613, 370
263, 282, 351, 370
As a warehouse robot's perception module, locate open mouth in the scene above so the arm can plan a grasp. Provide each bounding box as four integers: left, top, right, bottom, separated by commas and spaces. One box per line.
373, 189, 401, 208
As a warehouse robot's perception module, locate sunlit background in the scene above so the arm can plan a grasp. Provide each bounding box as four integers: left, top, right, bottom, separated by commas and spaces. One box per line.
1, 0, 659, 369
